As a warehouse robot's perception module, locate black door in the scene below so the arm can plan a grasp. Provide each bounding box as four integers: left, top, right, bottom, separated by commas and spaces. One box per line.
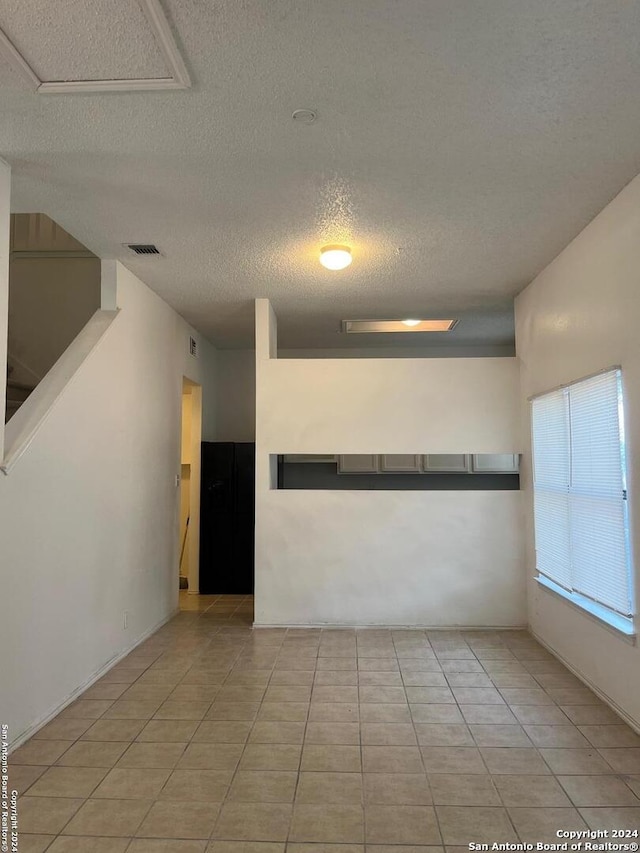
233, 443, 256, 594
199, 442, 255, 594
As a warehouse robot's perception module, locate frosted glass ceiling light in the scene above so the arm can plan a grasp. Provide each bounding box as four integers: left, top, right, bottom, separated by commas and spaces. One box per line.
320, 245, 352, 270
342, 319, 458, 333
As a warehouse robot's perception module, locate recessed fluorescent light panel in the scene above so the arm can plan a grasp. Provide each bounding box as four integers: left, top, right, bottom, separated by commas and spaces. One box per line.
342, 319, 458, 334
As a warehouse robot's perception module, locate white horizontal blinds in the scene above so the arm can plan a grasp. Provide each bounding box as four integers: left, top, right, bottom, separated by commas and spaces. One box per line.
568, 371, 631, 615
532, 369, 632, 618
532, 390, 572, 589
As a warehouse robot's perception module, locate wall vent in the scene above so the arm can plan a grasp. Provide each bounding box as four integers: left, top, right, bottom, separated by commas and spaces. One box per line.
189, 336, 198, 357
125, 243, 162, 256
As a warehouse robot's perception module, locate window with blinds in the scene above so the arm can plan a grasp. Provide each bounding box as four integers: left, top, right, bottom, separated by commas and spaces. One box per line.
531, 368, 634, 633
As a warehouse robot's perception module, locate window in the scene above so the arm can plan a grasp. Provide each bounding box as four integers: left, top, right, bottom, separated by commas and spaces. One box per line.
531, 368, 634, 634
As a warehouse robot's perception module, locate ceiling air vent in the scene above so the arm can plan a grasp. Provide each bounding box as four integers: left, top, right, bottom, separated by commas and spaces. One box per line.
189, 336, 198, 357
125, 243, 162, 256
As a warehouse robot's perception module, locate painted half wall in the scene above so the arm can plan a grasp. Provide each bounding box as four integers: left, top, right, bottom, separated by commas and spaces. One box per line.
213, 346, 515, 445
0, 262, 217, 747
255, 299, 525, 627
257, 489, 525, 626
515, 174, 640, 728
259, 357, 521, 455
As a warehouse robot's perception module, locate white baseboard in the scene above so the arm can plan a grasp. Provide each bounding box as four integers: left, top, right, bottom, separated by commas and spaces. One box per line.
530, 628, 640, 736
8, 606, 179, 752
253, 622, 527, 630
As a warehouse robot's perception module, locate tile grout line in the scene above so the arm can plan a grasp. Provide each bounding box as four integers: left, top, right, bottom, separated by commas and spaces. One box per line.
400, 631, 447, 848
12, 604, 640, 849
286, 634, 316, 848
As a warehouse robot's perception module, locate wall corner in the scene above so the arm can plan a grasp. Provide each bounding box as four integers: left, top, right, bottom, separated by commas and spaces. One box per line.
100, 260, 118, 311
255, 298, 278, 362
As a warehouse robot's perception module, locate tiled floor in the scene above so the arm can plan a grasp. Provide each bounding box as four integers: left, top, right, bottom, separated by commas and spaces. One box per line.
10, 595, 640, 852
177, 592, 254, 622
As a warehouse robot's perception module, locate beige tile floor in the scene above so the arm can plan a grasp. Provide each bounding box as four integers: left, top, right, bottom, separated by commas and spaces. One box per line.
10, 594, 640, 852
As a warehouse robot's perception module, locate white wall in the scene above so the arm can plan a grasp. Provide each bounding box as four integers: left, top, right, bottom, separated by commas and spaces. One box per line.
255, 299, 525, 627
213, 346, 515, 445
257, 490, 525, 626
516, 174, 640, 728
0, 261, 217, 747
0, 161, 10, 454
259, 358, 521, 455
215, 349, 255, 441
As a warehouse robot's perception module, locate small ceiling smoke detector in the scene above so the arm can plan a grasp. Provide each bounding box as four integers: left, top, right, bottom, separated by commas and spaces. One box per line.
124, 243, 162, 256
292, 108, 317, 124
342, 319, 458, 334
320, 245, 352, 270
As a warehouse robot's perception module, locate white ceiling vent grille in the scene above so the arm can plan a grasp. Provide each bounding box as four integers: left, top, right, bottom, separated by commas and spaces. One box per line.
125, 243, 162, 256
189, 336, 198, 357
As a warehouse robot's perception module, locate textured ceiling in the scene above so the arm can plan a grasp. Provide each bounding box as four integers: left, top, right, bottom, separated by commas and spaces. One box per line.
2, 0, 640, 349
0, 0, 168, 81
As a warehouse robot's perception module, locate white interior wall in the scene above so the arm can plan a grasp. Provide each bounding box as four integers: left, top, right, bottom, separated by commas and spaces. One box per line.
215, 349, 255, 441
516, 174, 640, 729
259, 358, 521, 455
213, 346, 516, 445
255, 299, 526, 627
0, 261, 217, 747
0, 161, 10, 455
257, 490, 525, 626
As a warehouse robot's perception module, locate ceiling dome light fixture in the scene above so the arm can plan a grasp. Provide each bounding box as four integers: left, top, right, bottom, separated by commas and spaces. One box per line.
320, 245, 352, 271
292, 108, 317, 124
402, 319, 421, 327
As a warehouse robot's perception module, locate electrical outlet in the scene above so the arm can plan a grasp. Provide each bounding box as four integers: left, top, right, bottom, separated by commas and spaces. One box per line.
175, 474, 181, 487
123, 611, 129, 630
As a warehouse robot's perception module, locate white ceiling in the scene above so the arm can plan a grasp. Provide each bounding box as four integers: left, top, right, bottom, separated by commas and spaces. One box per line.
0, 0, 168, 82
2, 0, 640, 349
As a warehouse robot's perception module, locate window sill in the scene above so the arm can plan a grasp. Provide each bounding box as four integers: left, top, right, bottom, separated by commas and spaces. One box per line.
535, 576, 636, 643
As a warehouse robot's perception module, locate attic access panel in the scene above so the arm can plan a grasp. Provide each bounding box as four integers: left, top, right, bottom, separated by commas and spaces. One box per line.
0, 0, 190, 93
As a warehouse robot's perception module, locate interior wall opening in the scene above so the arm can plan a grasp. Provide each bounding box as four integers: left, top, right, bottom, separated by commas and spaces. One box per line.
5, 213, 100, 423
179, 377, 202, 600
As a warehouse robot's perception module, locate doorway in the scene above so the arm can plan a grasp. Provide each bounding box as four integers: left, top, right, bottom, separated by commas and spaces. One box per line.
199, 442, 255, 595
179, 378, 202, 596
